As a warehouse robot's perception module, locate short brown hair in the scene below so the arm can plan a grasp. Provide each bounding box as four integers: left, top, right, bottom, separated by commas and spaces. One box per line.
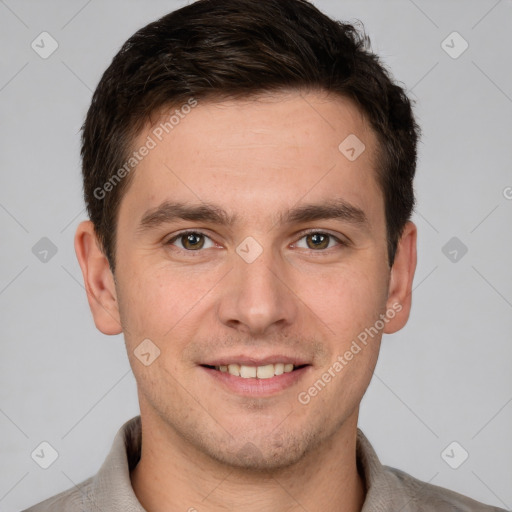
81, 0, 419, 273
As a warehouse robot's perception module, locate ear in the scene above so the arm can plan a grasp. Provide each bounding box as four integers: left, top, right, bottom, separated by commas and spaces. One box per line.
384, 221, 417, 334
74, 220, 123, 335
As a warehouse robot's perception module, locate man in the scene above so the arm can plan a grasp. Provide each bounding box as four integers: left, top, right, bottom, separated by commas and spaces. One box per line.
24, 0, 505, 510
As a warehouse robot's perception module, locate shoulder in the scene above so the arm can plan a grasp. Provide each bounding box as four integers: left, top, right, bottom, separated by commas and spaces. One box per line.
21, 476, 93, 512
384, 465, 507, 511
356, 429, 506, 511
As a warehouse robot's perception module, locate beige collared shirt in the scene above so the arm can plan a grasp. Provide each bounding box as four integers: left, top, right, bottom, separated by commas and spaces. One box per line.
24, 415, 506, 511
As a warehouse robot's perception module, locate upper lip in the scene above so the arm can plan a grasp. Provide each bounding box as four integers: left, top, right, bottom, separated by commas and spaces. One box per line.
200, 354, 311, 367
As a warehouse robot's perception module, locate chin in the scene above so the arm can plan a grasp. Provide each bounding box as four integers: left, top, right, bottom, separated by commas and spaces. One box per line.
202, 429, 318, 473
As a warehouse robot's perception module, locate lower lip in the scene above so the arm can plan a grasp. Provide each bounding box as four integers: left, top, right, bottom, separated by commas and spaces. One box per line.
200, 366, 311, 397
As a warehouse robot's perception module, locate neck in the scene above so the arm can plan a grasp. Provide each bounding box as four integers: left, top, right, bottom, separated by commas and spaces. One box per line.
131, 409, 365, 512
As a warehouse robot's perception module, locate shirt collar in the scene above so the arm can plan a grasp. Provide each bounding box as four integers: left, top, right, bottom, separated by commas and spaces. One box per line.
89, 415, 145, 511
89, 415, 412, 511
356, 427, 413, 510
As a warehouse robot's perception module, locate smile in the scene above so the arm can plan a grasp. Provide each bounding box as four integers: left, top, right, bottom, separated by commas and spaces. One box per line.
200, 362, 311, 397
204, 363, 306, 379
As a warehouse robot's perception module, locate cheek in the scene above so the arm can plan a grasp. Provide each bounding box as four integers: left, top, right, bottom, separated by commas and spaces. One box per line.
301, 263, 388, 340
116, 262, 220, 345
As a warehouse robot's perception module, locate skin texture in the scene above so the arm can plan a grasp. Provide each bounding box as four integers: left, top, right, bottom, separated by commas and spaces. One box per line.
75, 91, 417, 512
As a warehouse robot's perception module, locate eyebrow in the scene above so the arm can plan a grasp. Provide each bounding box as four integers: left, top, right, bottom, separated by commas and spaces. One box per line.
137, 198, 369, 233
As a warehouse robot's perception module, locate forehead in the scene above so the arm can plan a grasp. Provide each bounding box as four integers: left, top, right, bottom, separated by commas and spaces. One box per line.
119, 91, 383, 229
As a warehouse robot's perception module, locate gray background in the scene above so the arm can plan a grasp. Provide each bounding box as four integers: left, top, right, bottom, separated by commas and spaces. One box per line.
1, 0, 511, 510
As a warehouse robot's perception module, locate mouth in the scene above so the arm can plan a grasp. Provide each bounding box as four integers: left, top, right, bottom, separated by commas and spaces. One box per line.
199, 360, 312, 397
200, 363, 309, 379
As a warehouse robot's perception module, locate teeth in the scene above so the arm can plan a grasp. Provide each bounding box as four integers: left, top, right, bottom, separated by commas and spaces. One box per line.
218, 363, 297, 378
228, 364, 240, 376
256, 364, 274, 379
240, 365, 257, 378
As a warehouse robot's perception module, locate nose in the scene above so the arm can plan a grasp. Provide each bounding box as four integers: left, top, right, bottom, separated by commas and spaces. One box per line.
217, 245, 298, 336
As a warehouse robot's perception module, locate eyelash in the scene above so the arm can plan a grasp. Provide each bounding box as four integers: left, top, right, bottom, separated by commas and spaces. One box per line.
165, 229, 348, 253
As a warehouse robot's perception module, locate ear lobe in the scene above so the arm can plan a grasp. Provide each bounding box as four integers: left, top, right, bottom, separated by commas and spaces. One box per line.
74, 220, 123, 335
384, 221, 417, 334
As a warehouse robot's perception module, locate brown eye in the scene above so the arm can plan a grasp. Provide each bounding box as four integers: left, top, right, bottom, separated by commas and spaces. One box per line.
168, 231, 214, 251
181, 233, 205, 250
294, 231, 344, 251
306, 233, 330, 250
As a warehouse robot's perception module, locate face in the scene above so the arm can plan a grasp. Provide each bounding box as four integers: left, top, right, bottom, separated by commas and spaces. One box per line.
77, 91, 416, 471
